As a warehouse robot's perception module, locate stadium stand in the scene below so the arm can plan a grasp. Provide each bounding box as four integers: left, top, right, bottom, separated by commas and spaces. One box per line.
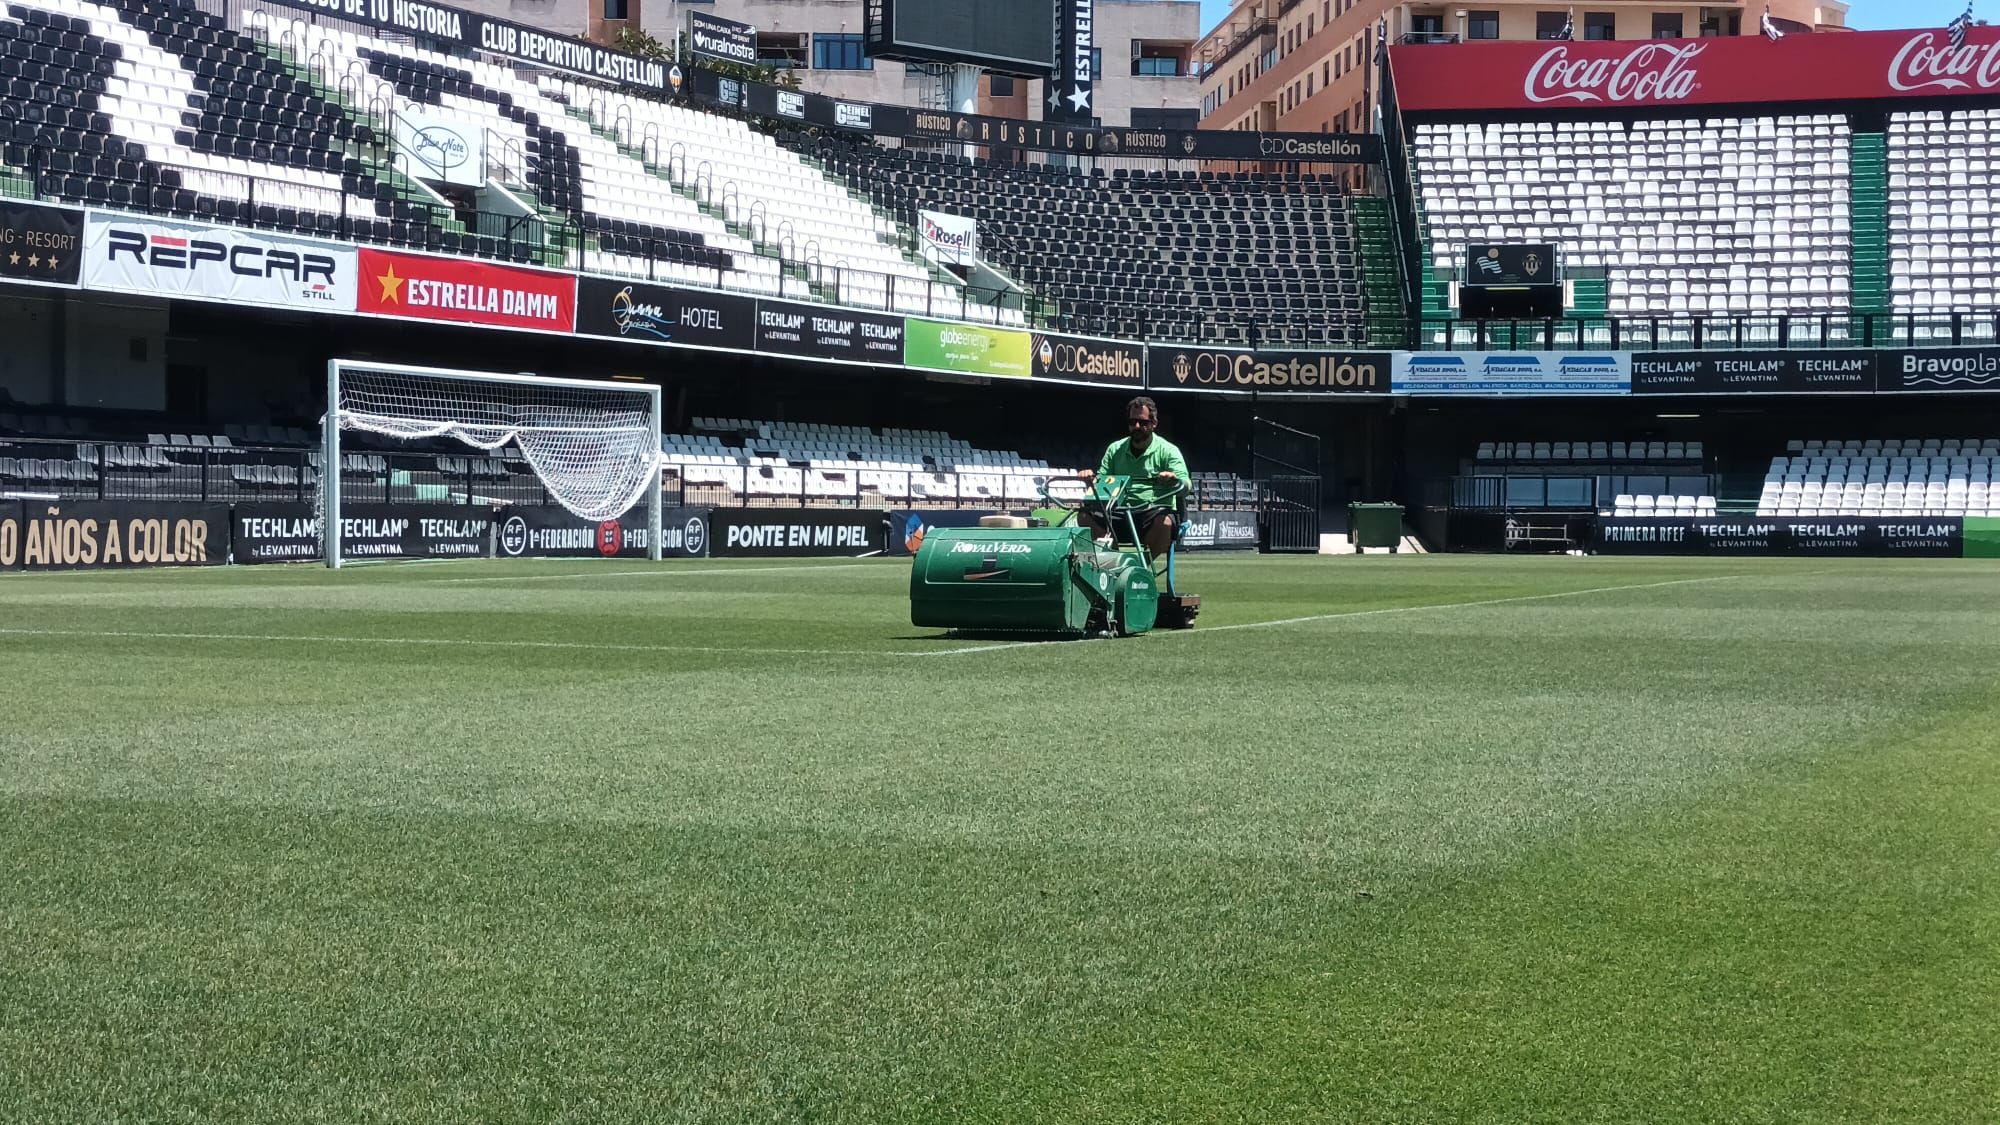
793, 132, 1372, 347
1888, 109, 2000, 333
1411, 115, 1853, 336
1759, 439, 2000, 517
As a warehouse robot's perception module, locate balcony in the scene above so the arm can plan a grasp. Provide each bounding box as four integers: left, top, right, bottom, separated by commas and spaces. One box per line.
1400, 32, 1462, 44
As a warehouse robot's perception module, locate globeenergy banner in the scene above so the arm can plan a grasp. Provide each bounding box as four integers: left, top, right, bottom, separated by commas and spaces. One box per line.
84, 213, 356, 312
904, 319, 1031, 378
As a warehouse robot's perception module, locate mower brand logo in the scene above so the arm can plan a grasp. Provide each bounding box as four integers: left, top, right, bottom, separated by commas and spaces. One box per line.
103, 228, 341, 298
1889, 32, 2000, 92
1523, 42, 1705, 104
949, 541, 1032, 555
1170, 351, 1381, 390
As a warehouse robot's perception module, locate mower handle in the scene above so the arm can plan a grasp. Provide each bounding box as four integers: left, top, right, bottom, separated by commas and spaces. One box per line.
1042, 474, 1189, 512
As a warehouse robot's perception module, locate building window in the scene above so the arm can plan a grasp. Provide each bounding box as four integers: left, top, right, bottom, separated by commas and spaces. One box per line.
1535, 11, 1567, 39
1467, 10, 1500, 39
989, 74, 1014, 96
1306, 72, 1314, 95
1134, 55, 1182, 77
812, 33, 872, 71
1092, 47, 1103, 80
602, 0, 626, 20
1653, 12, 1684, 38
1584, 12, 1616, 40
757, 33, 807, 69
1134, 109, 1196, 130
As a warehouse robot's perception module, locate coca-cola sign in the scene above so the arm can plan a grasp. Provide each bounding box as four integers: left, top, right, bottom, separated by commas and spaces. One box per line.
1392, 27, 2000, 113
1524, 43, 1704, 105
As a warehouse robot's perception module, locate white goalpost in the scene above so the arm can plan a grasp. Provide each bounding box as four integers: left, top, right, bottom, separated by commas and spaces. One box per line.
322, 359, 664, 568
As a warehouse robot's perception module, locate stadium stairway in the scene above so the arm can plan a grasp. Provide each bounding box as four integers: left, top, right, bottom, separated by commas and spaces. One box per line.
1849, 130, 1890, 327
1350, 195, 1409, 348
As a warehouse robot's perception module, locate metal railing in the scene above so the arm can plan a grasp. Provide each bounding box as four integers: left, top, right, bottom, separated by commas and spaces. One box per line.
1416, 312, 2000, 352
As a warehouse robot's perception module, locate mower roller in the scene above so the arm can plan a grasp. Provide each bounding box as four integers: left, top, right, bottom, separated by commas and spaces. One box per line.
909, 475, 1201, 637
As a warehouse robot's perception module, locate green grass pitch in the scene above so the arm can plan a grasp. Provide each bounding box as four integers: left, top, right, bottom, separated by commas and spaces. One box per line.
2, 554, 1997, 1123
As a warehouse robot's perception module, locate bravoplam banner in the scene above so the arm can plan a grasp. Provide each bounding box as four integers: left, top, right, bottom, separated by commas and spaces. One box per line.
1631, 351, 1878, 395
1876, 348, 2000, 394
1594, 516, 1964, 557
0, 500, 228, 570
708, 507, 888, 558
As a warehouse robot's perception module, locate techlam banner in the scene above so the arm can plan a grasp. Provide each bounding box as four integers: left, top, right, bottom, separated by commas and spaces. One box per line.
494, 505, 709, 559
917, 210, 978, 268
0, 501, 227, 570
1031, 332, 1145, 389
83, 214, 356, 312
338, 504, 489, 560
1594, 516, 1965, 558
1393, 353, 1631, 395
1632, 352, 1878, 395
1389, 27, 2000, 113
358, 248, 575, 333
232, 503, 321, 563
1147, 348, 1390, 394
708, 508, 888, 558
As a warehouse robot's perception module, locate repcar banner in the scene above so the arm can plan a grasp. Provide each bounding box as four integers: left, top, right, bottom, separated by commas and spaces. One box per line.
357, 248, 575, 333
1394, 352, 1631, 395
904, 318, 1032, 378
1877, 348, 2000, 394
1594, 516, 1964, 557
1030, 332, 1145, 389
1148, 347, 1390, 394
754, 299, 905, 364
574, 277, 757, 351
494, 505, 709, 558
83, 213, 356, 312
1180, 510, 1260, 551
0, 501, 227, 570
1632, 351, 1879, 395
709, 508, 888, 557
1389, 28, 2000, 113
0, 201, 83, 288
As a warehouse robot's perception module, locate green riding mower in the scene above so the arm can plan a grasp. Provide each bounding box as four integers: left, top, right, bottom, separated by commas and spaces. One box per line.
909, 475, 1201, 637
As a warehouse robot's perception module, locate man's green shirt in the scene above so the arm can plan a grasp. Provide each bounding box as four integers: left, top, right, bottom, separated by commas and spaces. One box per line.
1098, 435, 1189, 507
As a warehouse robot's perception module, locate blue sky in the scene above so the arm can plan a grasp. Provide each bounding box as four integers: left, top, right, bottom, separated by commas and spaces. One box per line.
1195, 1, 1971, 36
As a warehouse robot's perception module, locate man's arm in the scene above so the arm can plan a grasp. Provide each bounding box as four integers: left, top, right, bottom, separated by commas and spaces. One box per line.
1160, 444, 1190, 509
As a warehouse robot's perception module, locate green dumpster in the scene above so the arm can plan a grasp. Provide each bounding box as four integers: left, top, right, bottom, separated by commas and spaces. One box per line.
1349, 502, 1404, 553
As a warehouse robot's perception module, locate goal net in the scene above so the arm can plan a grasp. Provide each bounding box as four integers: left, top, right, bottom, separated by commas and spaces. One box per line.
322, 360, 663, 567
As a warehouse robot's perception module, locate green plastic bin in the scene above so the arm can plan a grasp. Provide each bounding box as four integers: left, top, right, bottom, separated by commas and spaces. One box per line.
1349, 502, 1404, 553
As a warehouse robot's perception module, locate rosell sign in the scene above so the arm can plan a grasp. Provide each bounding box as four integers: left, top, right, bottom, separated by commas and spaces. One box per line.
1390, 27, 2000, 112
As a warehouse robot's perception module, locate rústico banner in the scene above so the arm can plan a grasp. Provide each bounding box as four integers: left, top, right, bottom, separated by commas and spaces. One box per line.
1030, 332, 1145, 389
1389, 28, 2000, 113
357, 248, 575, 333
1147, 348, 1389, 394
904, 318, 1031, 378
0, 501, 228, 570
1631, 351, 1878, 395
0, 201, 83, 288
83, 213, 357, 313
1393, 352, 1630, 395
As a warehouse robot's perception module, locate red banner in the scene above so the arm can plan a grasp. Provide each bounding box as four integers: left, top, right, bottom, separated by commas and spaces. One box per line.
1390, 27, 2000, 113
356, 248, 576, 332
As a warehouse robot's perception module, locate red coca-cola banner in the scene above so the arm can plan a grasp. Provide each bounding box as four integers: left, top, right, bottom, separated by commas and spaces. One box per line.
1390, 27, 2000, 113
356, 248, 577, 332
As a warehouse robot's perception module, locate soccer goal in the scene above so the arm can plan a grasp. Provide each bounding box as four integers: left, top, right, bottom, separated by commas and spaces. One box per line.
322, 359, 663, 568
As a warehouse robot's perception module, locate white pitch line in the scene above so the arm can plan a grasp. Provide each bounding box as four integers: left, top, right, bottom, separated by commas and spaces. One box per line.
910, 573, 1755, 656
432, 561, 894, 584
0, 626, 955, 659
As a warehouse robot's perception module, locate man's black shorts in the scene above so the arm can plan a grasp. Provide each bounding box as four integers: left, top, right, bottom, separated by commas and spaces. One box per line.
1096, 505, 1175, 543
